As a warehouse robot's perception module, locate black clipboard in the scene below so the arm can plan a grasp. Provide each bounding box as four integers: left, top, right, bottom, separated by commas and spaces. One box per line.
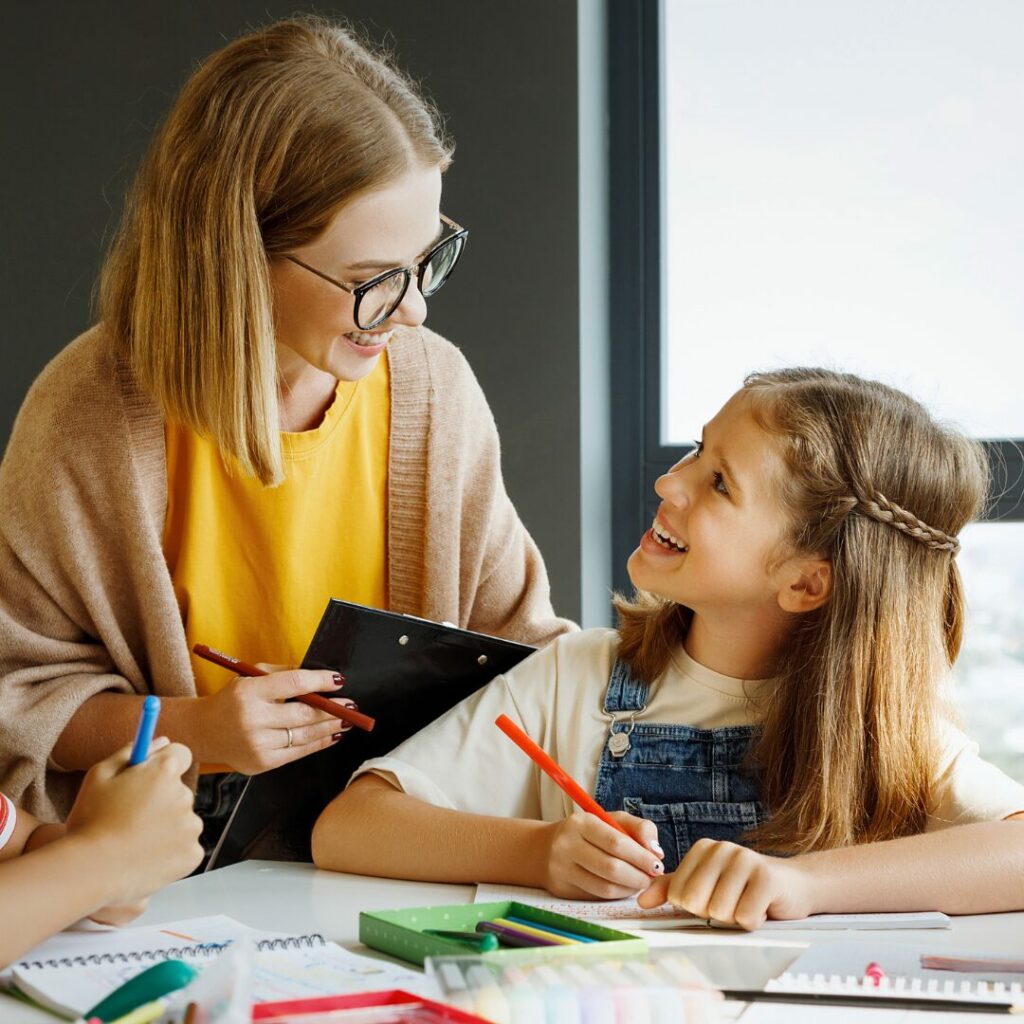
205, 599, 536, 869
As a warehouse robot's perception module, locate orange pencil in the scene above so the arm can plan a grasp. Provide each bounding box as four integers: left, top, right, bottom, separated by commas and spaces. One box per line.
193, 644, 375, 732
494, 714, 628, 835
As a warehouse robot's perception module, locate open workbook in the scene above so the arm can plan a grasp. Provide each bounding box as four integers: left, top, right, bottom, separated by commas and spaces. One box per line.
473, 883, 951, 930
0, 915, 426, 1020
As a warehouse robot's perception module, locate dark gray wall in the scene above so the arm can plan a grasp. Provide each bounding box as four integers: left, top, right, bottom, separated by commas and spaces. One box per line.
1, 2, 586, 621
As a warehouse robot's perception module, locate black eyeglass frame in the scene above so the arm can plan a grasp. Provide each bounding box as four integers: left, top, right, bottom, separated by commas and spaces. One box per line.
284, 214, 468, 330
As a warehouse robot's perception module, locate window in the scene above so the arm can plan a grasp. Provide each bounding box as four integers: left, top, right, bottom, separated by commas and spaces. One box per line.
610, 1, 1024, 773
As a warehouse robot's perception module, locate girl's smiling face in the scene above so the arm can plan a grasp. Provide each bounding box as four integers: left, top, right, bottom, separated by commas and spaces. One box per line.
627, 390, 797, 619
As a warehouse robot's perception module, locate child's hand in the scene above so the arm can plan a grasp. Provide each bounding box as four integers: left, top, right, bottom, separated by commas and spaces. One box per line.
636, 838, 814, 929
88, 899, 149, 927
64, 737, 204, 905
542, 810, 664, 900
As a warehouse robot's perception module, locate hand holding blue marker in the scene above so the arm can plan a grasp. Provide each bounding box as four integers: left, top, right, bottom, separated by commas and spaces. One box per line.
128, 696, 161, 765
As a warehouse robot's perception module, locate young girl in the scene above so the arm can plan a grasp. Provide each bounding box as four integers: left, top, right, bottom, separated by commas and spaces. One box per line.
313, 368, 1024, 928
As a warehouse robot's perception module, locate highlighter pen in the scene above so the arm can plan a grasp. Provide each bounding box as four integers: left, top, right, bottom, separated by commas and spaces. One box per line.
107, 1000, 169, 1024
192, 643, 375, 732
84, 959, 197, 1022
423, 928, 500, 952
128, 696, 161, 766
495, 715, 630, 836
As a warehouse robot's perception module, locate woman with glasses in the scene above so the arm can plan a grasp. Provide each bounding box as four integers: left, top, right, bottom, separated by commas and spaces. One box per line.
0, 16, 574, 849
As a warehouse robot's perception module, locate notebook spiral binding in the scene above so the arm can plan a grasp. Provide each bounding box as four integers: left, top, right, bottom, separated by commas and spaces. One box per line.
17, 933, 326, 970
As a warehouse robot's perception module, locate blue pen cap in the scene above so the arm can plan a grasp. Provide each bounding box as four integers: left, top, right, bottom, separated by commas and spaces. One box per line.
128, 695, 162, 766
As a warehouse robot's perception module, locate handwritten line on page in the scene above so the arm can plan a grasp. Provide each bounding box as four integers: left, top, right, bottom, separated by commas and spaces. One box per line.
473, 883, 695, 921
473, 884, 950, 930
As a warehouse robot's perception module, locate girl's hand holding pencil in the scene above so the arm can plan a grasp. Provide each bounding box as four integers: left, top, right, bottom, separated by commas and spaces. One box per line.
542, 809, 665, 900
493, 714, 665, 900
63, 736, 204, 913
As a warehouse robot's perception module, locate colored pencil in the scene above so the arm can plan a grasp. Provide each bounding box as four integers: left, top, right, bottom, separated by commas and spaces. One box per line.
193, 644, 375, 732
476, 920, 557, 948
495, 714, 629, 835
491, 916, 580, 945
505, 915, 597, 943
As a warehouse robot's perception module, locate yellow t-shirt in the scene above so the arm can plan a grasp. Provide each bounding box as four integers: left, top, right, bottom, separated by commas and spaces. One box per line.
163, 356, 390, 714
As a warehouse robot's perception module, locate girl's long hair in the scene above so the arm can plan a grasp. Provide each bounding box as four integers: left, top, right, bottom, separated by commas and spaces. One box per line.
616, 369, 989, 852
98, 16, 452, 485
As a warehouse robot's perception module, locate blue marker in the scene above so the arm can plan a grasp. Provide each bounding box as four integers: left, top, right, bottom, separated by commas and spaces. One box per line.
129, 695, 161, 765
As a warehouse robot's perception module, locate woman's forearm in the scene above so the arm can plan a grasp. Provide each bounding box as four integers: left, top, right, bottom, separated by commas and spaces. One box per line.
312, 775, 551, 886
802, 818, 1024, 916
53, 691, 208, 771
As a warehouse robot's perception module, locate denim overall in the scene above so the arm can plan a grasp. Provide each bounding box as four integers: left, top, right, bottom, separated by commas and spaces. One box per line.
593, 658, 768, 872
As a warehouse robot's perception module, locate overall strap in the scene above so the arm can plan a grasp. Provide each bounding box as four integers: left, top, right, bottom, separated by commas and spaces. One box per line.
603, 658, 650, 713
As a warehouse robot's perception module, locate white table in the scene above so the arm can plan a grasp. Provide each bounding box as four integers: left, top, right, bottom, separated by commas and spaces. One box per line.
5, 860, 1022, 1022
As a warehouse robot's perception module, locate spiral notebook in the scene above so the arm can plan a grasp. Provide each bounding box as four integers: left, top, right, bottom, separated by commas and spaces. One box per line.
765, 940, 1024, 1009
2, 915, 425, 1019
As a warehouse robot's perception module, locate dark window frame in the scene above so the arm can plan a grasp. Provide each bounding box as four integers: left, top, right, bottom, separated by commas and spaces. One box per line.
608, 0, 1024, 596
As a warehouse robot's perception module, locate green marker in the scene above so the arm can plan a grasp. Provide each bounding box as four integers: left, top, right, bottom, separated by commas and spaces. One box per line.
84, 959, 197, 1022
423, 929, 500, 952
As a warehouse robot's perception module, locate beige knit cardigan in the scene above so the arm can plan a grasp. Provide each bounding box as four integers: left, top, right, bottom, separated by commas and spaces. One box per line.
0, 325, 575, 821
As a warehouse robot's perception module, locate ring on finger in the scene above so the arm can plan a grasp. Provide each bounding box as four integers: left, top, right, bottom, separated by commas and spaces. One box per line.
285, 726, 294, 749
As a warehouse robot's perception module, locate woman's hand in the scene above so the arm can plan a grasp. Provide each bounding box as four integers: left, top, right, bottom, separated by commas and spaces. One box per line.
542, 810, 664, 899
64, 737, 204, 907
636, 838, 815, 929
194, 667, 358, 774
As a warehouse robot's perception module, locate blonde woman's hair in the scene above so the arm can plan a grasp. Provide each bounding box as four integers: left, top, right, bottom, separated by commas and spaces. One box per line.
99, 16, 453, 484
616, 368, 989, 853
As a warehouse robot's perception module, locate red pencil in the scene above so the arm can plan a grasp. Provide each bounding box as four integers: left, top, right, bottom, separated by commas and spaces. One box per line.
494, 714, 629, 835
192, 644, 375, 732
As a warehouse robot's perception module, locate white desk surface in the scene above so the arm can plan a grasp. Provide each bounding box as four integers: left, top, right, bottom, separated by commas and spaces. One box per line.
5, 860, 1023, 1022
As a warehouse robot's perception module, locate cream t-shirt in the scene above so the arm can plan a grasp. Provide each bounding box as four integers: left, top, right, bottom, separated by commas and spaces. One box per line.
354, 628, 1024, 830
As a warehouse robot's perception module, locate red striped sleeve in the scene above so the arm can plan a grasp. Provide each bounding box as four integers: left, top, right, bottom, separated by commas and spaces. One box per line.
0, 792, 16, 850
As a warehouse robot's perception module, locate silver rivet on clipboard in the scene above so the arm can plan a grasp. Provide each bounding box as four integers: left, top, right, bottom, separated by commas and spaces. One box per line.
477, 655, 488, 666
398, 635, 409, 645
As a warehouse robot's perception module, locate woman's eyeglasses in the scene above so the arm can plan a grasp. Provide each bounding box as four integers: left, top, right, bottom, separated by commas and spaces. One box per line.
284, 214, 468, 331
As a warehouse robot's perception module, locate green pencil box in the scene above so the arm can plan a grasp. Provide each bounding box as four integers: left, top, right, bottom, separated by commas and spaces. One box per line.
359, 900, 646, 967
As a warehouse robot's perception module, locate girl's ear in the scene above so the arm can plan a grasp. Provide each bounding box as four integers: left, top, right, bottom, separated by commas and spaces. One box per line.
776, 558, 832, 614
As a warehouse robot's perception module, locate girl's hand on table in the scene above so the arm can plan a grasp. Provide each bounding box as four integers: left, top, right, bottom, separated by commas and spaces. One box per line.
637, 838, 814, 930
542, 810, 664, 899
197, 666, 358, 774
